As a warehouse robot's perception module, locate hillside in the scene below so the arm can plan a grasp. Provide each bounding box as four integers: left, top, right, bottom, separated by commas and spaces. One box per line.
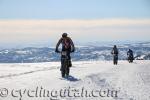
0, 42, 150, 63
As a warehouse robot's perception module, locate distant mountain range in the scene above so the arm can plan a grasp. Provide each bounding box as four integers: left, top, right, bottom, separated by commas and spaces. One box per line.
0, 42, 150, 63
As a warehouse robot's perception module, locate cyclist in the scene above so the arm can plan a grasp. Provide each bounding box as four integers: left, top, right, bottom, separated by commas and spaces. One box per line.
55, 33, 75, 77
127, 49, 134, 63
111, 45, 119, 65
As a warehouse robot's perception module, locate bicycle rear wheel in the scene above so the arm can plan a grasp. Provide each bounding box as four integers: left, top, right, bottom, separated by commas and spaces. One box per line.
61, 58, 69, 77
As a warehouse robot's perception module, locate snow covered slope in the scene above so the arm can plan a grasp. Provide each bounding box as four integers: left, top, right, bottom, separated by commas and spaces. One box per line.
0, 61, 150, 100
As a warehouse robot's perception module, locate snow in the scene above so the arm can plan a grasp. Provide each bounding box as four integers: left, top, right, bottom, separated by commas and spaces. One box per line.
15, 50, 32, 55
0, 61, 150, 100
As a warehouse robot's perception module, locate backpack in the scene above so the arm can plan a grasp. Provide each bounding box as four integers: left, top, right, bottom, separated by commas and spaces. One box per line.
62, 37, 71, 49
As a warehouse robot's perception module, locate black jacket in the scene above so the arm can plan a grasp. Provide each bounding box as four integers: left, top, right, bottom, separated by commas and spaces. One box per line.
56, 37, 75, 52
111, 47, 118, 55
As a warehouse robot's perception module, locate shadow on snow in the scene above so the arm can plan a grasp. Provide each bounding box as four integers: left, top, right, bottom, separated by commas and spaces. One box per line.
65, 75, 80, 82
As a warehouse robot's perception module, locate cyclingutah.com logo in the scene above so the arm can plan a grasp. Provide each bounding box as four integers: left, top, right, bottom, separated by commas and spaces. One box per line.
0, 86, 119, 100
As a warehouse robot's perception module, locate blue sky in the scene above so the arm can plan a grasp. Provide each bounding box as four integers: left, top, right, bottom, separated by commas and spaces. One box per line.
0, 0, 150, 19
0, 0, 150, 48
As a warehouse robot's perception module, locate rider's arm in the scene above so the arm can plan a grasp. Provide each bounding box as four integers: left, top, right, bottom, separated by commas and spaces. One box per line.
55, 38, 62, 52
69, 38, 75, 52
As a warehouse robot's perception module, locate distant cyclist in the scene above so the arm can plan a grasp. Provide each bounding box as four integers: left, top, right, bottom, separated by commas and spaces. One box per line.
127, 49, 134, 63
111, 45, 119, 65
55, 33, 75, 77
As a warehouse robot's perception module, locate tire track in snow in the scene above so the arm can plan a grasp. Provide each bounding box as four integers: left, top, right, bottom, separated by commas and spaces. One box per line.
0, 66, 59, 79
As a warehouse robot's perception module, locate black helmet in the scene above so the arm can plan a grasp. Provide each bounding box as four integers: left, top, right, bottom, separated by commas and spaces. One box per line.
62, 33, 67, 38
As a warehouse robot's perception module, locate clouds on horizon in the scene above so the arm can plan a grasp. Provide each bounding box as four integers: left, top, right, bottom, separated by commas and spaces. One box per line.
0, 19, 150, 47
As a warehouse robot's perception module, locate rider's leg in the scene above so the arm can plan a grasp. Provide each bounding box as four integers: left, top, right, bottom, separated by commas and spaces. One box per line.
61, 56, 65, 71
114, 55, 118, 65
60, 57, 63, 71
67, 52, 72, 67
113, 56, 116, 65
116, 55, 118, 65
66, 65, 69, 76
61, 58, 66, 77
